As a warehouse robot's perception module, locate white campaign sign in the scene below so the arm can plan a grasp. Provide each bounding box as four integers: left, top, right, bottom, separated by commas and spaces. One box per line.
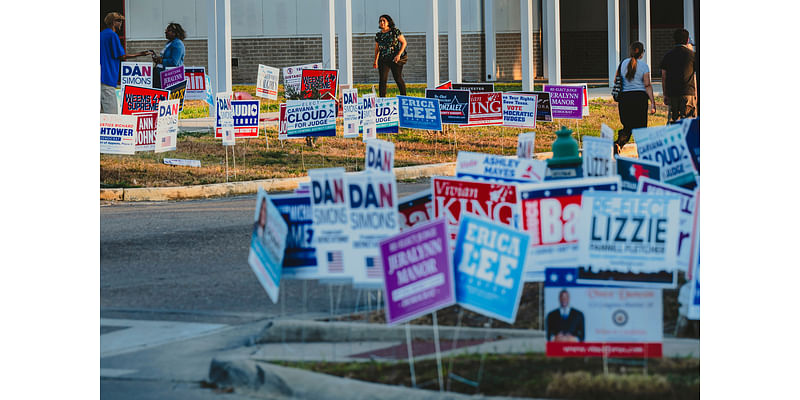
256, 64, 280, 100
601, 123, 615, 140
155, 99, 180, 153
582, 136, 614, 177
637, 177, 697, 271
361, 94, 377, 141
309, 168, 354, 282
502, 93, 537, 128
633, 124, 696, 187
216, 92, 235, 146
342, 88, 360, 138
517, 131, 536, 159
100, 113, 138, 155
365, 139, 394, 174
282, 62, 322, 95
456, 151, 546, 183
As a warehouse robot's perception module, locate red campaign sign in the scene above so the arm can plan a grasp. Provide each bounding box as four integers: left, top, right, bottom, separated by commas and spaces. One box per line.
398, 192, 433, 231
521, 194, 582, 246
547, 342, 663, 358
461, 92, 503, 127
122, 85, 170, 115
135, 112, 158, 149
433, 177, 519, 249
185, 68, 206, 92
436, 81, 453, 89
300, 69, 338, 99
278, 103, 287, 138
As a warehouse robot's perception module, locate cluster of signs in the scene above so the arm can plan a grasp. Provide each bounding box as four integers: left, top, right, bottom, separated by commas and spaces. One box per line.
246, 117, 700, 360
101, 63, 211, 154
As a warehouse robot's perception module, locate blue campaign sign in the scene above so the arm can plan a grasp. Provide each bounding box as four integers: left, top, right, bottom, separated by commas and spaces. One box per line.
682, 117, 700, 174
616, 156, 661, 192
398, 95, 442, 131
425, 89, 470, 125
376, 97, 399, 134
270, 194, 319, 280
453, 214, 529, 324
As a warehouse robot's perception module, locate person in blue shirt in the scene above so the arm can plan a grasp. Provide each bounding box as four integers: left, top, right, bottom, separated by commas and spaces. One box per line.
151, 23, 186, 89
100, 12, 151, 113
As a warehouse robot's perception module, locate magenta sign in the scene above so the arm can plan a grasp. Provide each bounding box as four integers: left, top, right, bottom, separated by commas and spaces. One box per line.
379, 219, 456, 325
160, 66, 186, 89
543, 85, 583, 120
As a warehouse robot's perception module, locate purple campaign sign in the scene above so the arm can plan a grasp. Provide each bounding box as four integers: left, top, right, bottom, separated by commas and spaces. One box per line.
380, 219, 456, 326
543, 85, 583, 120
160, 66, 186, 89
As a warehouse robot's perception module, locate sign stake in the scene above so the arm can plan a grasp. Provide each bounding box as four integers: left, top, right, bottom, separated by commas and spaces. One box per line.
432, 311, 445, 392
225, 146, 229, 182
474, 318, 493, 393
445, 307, 464, 391
405, 323, 418, 388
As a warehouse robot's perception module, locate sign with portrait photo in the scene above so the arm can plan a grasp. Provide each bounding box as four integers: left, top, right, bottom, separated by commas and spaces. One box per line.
248, 188, 289, 304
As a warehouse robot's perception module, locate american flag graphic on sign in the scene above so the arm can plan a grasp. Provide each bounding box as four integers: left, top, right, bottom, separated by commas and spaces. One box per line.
366, 256, 383, 278
327, 251, 344, 273
162, 136, 171, 146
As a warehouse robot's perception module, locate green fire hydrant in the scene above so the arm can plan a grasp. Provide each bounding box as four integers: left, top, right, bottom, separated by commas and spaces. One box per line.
545, 126, 583, 180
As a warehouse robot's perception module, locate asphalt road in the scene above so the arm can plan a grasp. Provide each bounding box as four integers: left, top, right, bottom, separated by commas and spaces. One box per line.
100, 182, 431, 324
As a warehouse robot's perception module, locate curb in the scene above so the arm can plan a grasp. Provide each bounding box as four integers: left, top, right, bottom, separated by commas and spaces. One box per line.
208, 358, 538, 400
257, 320, 544, 344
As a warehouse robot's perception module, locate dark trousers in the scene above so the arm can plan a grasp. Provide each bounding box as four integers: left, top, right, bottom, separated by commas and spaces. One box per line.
378, 58, 406, 97
616, 91, 649, 148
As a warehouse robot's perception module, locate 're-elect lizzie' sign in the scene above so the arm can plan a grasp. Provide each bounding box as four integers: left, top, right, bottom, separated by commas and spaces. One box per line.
432, 176, 520, 251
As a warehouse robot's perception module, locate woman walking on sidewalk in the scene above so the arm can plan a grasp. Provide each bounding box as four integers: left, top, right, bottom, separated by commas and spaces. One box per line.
615, 41, 656, 154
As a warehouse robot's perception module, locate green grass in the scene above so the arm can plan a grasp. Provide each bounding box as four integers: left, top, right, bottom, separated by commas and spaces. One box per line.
275, 353, 699, 399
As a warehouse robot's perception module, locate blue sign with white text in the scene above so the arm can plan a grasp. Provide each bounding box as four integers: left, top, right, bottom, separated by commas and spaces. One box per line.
453, 214, 529, 324
426, 89, 470, 125
398, 95, 442, 131
271, 194, 318, 279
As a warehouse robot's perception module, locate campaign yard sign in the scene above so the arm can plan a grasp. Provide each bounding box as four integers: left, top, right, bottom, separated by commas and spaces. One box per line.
453, 214, 529, 324
517, 177, 621, 282
633, 124, 696, 187
365, 139, 394, 174
361, 94, 377, 141
100, 113, 137, 155
452, 83, 494, 93
380, 219, 456, 325
517, 132, 536, 159
544, 268, 663, 358
637, 178, 697, 271
285, 100, 337, 138
166, 80, 187, 112
577, 191, 681, 273
160, 66, 186, 90
135, 113, 158, 151
376, 97, 399, 134
216, 92, 235, 146
216, 100, 260, 138
616, 156, 661, 192
543, 85, 583, 119
582, 136, 614, 177
271, 193, 319, 280
164, 158, 201, 167
687, 187, 700, 320
435, 81, 453, 89
256, 64, 280, 100
342, 89, 360, 138
346, 172, 400, 288
460, 92, 503, 127
432, 176, 520, 251
398, 189, 433, 231
309, 168, 353, 282
282, 62, 322, 95
398, 96, 442, 131
568, 83, 589, 116
278, 103, 288, 140
601, 123, 615, 140
121, 62, 153, 90
248, 188, 289, 304
456, 151, 546, 183
512, 92, 553, 122
502, 93, 538, 128
121, 85, 170, 115
425, 89, 470, 125
184, 67, 207, 100
155, 99, 180, 153
300, 69, 338, 99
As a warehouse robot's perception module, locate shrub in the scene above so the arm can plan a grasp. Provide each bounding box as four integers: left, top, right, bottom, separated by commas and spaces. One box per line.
545, 371, 673, 400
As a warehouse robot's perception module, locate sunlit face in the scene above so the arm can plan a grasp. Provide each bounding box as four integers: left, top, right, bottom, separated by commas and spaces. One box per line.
559, 291, 570, 308
258, 200, 267, 228
378, 17, 389, 31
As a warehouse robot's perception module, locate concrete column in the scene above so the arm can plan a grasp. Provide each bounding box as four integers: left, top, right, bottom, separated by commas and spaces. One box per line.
541, 0, 548, 79
484, 0, 496, 81
637, 0, 651, 68
544, 0, 561, 85
520, 0, 534, 91
427, 0, 440, 87
207, 0, 232, 118
607, 0, 621, 86
336, 0, 353, 85
448, 0, 462, 83
322, 0, 336, 70
683, 0, 695, 43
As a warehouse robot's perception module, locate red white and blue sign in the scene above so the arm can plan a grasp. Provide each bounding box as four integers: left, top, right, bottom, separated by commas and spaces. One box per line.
616, 156, 661, 192
121, 85, 170, 115
365, 139, 394, 174
453, 214, 530, 324
309, 168, 352, 282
